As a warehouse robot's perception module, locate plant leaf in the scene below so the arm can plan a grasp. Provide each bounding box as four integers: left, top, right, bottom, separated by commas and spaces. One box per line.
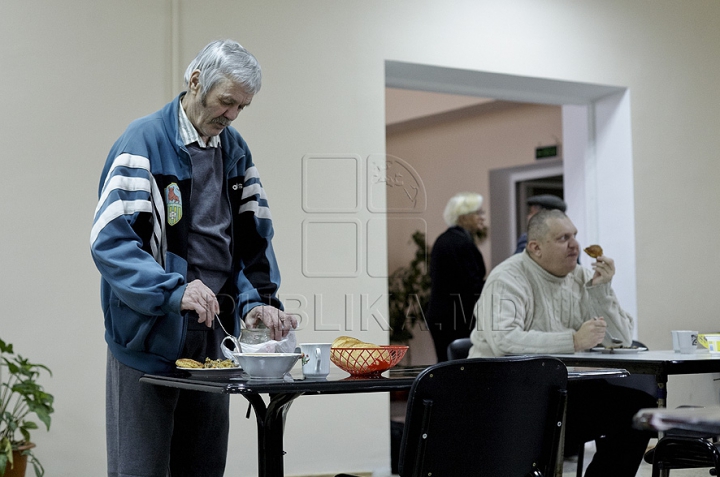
0, 338, 12, 354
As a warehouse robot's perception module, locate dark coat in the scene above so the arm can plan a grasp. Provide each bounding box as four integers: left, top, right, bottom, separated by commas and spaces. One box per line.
426, 226, 486, 361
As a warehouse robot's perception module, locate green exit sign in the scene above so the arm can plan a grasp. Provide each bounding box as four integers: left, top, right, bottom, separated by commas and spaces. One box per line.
535, 145, 558, 159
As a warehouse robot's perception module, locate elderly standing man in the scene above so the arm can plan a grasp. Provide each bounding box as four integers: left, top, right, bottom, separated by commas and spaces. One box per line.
470, 209, 655, 477
90, 39, 297, 477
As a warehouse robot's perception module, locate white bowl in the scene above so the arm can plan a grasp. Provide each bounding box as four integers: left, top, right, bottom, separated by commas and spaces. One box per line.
233, 353, 301, 379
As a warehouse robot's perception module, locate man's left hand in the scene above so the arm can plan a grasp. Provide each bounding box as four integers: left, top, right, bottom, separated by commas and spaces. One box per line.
245, 305, 298, 341
591, 255, 615, 286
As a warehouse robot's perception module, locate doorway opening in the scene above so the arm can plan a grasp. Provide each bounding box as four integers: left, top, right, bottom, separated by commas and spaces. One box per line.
385, 60, 638, 324
515, 174, 564, 242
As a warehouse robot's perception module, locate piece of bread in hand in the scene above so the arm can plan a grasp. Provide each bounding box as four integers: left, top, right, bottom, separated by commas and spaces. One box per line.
583, 244, 603, 258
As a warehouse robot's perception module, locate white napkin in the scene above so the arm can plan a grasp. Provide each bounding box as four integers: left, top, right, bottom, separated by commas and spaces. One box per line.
240, 330, 297, 354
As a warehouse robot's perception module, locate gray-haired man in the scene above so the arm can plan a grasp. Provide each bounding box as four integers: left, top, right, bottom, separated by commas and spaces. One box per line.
471, 209, 655, 476
91, 39, 297, 477
514, 194, 567, 254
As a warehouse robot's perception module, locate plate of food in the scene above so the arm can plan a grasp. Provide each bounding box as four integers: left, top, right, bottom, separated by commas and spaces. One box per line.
175, 357, 244, 377
590, 345, 648, 354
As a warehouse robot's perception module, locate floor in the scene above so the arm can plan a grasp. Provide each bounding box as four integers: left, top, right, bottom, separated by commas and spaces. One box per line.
313, 440, 712, 477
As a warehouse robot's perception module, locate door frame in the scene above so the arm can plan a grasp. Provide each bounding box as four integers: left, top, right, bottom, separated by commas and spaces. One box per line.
488, 159, 564, 267
386, 61, 638, 324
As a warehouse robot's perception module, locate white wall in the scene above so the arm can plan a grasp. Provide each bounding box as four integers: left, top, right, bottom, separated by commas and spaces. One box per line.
2, 1, 720, 475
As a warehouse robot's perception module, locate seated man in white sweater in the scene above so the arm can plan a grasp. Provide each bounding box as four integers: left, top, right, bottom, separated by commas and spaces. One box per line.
469, 209, 655, 477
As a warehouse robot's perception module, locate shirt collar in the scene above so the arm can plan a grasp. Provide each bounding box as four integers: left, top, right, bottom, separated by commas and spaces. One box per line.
178, 98, 221, 148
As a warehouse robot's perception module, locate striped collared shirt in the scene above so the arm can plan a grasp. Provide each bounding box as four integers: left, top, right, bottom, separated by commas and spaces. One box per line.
178, 99, 221, 148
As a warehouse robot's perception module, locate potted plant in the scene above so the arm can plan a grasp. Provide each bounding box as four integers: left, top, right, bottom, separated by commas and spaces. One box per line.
387, 227, 487, 345
388, 231, 432, 345
0, 338, 53, 477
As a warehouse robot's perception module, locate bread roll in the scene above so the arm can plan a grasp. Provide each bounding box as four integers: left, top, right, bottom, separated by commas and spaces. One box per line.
583, 244, 603, 259
332, 336, 362, 348
331, 336, 390, 366
176, 358, 204, 369
333, 335, 381, 348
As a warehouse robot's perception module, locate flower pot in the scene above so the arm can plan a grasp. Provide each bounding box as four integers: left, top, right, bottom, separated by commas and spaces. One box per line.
4, 443, 35, 477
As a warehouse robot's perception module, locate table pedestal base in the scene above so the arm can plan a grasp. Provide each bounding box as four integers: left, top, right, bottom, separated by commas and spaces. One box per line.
244, 392, 304, 477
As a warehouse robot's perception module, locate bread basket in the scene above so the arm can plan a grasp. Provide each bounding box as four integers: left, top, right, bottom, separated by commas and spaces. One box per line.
330, 345, 408, 376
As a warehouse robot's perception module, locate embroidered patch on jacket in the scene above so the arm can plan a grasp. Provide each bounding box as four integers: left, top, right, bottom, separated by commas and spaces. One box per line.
165, 183, 182, 226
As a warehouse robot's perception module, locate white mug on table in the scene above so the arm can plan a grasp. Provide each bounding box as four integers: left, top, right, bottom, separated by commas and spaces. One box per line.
672, 330, 680, 352
300, 343, 331, 378
673, 330, 698, 354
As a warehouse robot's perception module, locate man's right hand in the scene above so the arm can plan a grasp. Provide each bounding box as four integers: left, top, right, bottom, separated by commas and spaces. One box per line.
181, 279, 219, 328
573, 317, 607, 351
245, 305, 298, 341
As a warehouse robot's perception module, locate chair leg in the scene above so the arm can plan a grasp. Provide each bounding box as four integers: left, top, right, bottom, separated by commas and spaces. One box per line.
576, 442, 585, 477
652, 456, 670, 477
650, 454, 671, 477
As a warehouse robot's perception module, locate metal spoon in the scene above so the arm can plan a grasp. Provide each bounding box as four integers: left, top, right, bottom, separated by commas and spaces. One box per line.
216, 314, 243, 362
607, 332, 623, 345
215, 313, 237, 337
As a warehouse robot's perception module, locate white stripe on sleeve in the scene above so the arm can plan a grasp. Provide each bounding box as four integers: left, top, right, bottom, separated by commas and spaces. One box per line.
90, 199, 152, 247
238, 201, 272, 219
95, 175, 151, 216
102, 153, 151, 189
241, 183, 267, 201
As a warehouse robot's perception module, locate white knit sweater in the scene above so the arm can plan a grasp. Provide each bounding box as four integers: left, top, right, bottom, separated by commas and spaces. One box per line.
469, 251, 634, 357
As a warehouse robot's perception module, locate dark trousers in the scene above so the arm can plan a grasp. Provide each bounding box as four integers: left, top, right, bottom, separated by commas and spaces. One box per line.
106, 330, 230, 477
565, 379, 657, 477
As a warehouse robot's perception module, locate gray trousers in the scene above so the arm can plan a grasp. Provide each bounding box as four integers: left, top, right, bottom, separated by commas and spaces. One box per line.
106, 330, 230, 477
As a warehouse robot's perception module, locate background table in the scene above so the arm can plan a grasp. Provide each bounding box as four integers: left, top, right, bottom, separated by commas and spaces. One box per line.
550, 349, 720, 407
634, 405, 720, 434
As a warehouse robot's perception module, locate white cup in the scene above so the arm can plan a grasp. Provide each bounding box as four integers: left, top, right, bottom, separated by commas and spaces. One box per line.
300, 343, 331, 378
675, 330, 698, 354
671, 330, 680, 352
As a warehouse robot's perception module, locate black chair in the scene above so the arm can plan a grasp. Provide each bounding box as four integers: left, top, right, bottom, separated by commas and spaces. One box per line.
645, 434, 720, 476
446, 337, 586, 474
643, 406, 720, 477
337, 356, 568, 477
446, 337, 472, 360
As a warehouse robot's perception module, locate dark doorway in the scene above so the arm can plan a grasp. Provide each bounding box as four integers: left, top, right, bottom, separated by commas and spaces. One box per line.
515, 175, 564, 238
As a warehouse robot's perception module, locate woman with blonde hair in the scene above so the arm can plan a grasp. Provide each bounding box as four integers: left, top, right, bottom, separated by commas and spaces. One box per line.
426, 192, 487, 361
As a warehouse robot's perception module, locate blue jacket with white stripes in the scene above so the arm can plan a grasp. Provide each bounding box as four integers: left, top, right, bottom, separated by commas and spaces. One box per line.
90, 94, 283, 373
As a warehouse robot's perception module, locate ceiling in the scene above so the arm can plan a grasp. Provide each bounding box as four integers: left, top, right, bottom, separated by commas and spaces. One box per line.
385, 87, 494, 125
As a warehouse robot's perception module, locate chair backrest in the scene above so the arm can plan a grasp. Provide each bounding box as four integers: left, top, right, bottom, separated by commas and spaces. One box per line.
399, 356, 568, 477
446, 337, 473, 361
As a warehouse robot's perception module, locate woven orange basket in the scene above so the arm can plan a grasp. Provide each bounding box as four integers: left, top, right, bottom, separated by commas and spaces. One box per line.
330, 345, 408, 376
